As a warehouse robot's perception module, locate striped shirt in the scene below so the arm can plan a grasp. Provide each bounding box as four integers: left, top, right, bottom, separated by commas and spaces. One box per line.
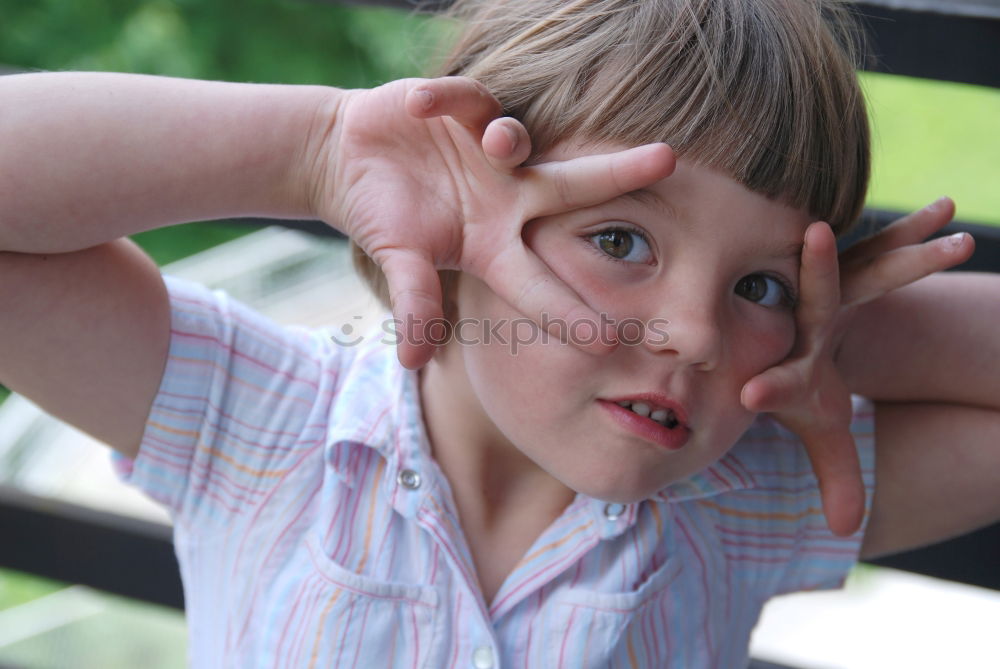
114, 274, 876, 668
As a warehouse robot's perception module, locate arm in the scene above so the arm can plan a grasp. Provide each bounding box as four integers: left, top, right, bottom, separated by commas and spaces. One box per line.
838, 272, 1000, 558
0, 72, 673, 460
840, 272, 1000, 410
0, 72, 335, 458
0, 72, 327, 252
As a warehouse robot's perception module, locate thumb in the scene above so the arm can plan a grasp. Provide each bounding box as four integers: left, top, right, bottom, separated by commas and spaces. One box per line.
741, 364, 806, 413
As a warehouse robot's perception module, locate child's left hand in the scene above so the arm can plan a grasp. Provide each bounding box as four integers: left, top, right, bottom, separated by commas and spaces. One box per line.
740, 199, 974, 536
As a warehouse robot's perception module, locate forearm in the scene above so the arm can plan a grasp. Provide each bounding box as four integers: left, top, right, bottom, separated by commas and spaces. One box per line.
839, 272, 1000, 409
0, 72, 339, 253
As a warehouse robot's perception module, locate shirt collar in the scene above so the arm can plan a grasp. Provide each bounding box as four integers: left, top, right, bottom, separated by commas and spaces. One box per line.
325, 336, 436, 518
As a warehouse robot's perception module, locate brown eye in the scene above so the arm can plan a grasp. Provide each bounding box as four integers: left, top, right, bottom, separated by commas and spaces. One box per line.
597, 230, 634, 259
735, 274, 792, 308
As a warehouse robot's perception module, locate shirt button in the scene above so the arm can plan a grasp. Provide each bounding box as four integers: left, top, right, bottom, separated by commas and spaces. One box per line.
397, 469, 422, 490
471, 646, 494, 669
604, 503, 626, 521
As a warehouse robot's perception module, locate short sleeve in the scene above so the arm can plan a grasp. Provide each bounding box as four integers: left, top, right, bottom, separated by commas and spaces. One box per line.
714, 395, 877, 596
112, 274, 343, 526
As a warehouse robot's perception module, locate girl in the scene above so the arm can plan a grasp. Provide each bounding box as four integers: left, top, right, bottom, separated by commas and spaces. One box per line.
2, 1, 997, 666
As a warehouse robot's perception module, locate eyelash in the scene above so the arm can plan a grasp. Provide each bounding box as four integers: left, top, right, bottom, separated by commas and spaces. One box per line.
585, 225, 655, 265
742, 273, 798, 309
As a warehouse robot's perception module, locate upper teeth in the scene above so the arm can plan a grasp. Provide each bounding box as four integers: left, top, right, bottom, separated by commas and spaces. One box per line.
616, 401, 679, 428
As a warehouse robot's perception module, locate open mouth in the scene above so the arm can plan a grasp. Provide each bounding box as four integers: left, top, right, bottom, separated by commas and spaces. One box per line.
614, 400, 681, 429
598, 397, 691, 452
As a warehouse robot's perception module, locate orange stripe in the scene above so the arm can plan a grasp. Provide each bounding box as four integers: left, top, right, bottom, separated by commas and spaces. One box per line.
199, 445, 288, 478
649, 502, 664, 539
307, 587, 343, 669
174, 355, 315, 408
356, 458, 386, 573
698, 499, 821, 522
516, 520, 594, 568
627, 628, 639, 668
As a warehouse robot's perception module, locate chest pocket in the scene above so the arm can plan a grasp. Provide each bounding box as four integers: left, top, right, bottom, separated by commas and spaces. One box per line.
541, 558, 687, 668
259, 534, 444, 669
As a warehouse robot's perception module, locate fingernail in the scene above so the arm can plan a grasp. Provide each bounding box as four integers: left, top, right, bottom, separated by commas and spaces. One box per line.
928, 196, 949, 211
945, 232, 966, 248
503, 124, 518, 154
414, 89, 434, 111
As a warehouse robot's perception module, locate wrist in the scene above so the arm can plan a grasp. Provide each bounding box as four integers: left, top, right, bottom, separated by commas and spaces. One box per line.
291, 85, 348, 227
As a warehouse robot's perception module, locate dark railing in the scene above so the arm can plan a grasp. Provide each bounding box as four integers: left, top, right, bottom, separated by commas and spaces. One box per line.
1, 3, 998, 669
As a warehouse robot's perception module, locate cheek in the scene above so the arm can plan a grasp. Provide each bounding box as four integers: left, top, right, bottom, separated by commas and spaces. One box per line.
733, 313, 796, 376
454, 277, 593, 426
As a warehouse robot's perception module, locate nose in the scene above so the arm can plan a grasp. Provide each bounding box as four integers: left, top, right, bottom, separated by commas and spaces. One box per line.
641, 298, 722, 371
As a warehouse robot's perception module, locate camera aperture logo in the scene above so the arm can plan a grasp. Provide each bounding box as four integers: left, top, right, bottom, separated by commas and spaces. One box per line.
330, 314, 670, 353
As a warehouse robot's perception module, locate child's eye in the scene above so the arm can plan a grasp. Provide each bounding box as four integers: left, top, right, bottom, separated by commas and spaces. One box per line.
735, 274, 796, 308
588, 227, 654, 264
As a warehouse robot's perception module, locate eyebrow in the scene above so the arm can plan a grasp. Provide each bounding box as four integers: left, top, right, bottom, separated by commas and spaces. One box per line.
774, 241, 805, 260
618, 189, 807, 261
618, 187, 678, 219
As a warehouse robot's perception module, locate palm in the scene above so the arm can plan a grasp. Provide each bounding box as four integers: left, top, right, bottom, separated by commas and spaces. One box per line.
313, 77, 675, 368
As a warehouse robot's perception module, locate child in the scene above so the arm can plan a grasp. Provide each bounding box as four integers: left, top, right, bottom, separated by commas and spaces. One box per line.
1, 1, 998, 667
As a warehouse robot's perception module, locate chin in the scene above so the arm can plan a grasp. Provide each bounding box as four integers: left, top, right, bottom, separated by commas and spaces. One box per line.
566, 470, 667, 505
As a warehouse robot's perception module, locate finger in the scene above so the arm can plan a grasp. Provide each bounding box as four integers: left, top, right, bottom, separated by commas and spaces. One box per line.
522, 143, 676, 217
377, 247, 446, 370
840, 231, 974, 307
740, 364, 807, 413
482, 117, 532, 172
840, 197, 955, 265
799, 428, 866, 536
480, 243, 618, 355
405, 77, 502, 132
795, 222, 840, 337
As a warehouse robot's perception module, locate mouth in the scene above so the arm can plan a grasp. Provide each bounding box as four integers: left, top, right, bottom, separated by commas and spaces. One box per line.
613, 399, 681, 428
597, 394, 691, 451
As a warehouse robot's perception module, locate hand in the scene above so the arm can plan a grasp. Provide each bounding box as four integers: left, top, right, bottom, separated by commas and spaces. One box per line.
741, 198, 974, 536
311, 77, 675, 369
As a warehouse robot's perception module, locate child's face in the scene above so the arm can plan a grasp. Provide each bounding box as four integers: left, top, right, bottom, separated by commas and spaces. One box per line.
429, 151, 812, 504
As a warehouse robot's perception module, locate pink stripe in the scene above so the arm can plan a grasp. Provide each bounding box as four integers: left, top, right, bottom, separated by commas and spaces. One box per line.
274, 573, 318, 666
171, 294, 314, 357
173, 328, 322, 392
233, 448, 324, 646
417, 509, 491, 622
558, 605, 578, 667
334, 445, 374, 566
719, 455, 753, 488
333, 595, 357, 668
674, 513, 714, 656
409, 600, 419, 669
489, 532, 597, 617
156, 390, 332, 439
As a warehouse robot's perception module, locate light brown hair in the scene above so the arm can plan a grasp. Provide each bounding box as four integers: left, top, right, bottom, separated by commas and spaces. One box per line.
354, 0, 871, 310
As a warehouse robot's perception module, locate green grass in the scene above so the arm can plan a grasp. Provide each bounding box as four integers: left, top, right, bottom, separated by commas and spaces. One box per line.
863, 72, 1000, 226
129, 220, 263, 266
0, 569, 65, 610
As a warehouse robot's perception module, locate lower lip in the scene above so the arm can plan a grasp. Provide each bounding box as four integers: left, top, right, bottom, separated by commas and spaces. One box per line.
597, 400, 691, 451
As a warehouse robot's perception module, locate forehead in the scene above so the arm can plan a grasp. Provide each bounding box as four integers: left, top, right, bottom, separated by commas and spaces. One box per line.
604, 157, 812, 255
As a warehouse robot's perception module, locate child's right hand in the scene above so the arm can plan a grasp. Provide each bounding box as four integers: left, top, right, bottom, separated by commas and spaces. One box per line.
306, 77, 675, 369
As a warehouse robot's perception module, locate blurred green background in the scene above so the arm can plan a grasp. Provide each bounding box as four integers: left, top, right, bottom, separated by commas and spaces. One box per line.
0, 0, 998, 622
